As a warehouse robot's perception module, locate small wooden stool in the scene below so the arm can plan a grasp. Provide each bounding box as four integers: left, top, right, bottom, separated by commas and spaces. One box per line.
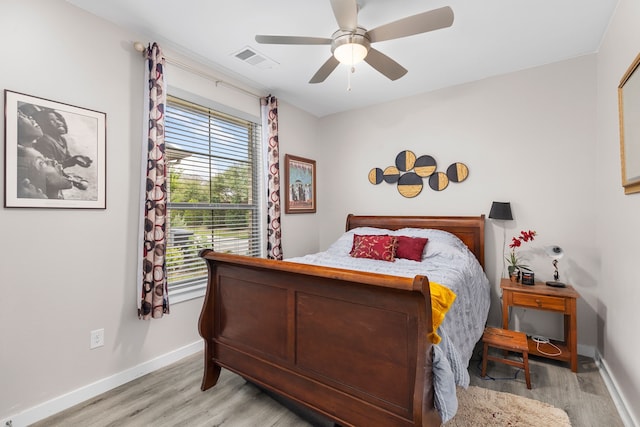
481, 327, 531, 389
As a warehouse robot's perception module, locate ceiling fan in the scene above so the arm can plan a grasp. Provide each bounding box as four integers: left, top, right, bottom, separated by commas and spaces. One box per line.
255, 0, 454, 84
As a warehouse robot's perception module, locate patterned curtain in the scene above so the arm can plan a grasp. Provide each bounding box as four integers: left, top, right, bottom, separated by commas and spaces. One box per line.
261, 96, 283, 260
137, 43, 169, 319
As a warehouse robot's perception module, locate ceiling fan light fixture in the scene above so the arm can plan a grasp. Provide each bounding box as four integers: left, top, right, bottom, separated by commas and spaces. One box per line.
331, 28, 370, 65
334, 41, 368, 65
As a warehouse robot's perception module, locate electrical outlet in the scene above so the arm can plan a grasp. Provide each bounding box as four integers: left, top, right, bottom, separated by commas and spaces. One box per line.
90, 329, 104, 349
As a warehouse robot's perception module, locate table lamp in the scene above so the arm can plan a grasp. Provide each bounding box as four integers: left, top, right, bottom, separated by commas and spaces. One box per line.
544, 245, 566, 287
489, 201, 513, 278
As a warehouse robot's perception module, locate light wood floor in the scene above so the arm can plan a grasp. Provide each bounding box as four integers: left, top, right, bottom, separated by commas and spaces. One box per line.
468, 347, 624, 427
32, 348, 624, 427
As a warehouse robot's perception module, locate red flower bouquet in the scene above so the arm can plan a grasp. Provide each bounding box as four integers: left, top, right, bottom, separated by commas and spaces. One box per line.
507, 230, 537, 276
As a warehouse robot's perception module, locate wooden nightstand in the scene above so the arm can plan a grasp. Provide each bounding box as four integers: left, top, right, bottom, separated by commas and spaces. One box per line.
500, 278, 580, 372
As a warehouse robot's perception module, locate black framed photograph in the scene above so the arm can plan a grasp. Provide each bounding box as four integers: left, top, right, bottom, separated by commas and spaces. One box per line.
284, 154, 316, 214
4, 90, 106, 208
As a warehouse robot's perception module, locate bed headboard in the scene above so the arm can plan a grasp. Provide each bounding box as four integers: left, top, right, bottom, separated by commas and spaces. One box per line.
345, 214, 486, 269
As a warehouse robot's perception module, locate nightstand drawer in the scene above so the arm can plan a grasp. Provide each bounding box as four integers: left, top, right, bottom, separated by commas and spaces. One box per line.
512, 293, 566, 311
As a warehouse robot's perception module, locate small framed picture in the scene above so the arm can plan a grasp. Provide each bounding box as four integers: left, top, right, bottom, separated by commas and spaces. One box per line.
619, 52, 640, 194
284, 154, 316, 214
4, 90, 106, 208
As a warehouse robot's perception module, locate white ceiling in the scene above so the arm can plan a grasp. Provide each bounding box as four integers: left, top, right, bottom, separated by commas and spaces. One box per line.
67, 0, 618, 117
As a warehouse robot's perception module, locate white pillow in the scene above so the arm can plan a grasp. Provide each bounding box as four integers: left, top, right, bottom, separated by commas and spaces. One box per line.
393, 228, 467, 259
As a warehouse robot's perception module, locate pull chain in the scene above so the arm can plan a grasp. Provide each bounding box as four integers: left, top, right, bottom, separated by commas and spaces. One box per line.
347, 42, 356, 91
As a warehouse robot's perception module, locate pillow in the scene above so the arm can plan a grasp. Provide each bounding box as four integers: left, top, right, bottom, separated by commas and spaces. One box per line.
349, 234, 397, 262
326, 227, 392, 256
394, 228, 468, 259
395, 235, 428, 261
428, 281, 457, 344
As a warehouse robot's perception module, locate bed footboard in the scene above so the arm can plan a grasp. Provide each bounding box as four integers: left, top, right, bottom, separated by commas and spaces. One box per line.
198, 250, 440, 427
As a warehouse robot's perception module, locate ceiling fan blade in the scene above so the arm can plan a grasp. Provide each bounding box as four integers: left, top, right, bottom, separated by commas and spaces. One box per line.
309, 56, 340, 83
364, 48, 408, 81
255, 35, 332, 45
330, 0, 358, 30
366, 6, 454, 43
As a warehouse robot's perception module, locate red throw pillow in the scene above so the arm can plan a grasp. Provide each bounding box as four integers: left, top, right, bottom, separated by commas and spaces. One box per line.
395, 236, 429, 261
350, 234, 398, 262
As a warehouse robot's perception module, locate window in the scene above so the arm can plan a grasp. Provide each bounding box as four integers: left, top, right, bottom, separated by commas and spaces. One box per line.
165, 95, 263, 301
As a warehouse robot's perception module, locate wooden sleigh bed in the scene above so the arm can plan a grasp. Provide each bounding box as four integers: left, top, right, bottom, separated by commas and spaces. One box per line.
198, 214, 486, 427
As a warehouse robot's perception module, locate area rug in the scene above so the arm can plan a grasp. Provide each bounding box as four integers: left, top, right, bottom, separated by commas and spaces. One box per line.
446, 386, 571, 426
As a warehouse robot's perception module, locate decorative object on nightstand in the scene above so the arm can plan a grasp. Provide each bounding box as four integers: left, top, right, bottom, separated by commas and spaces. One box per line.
544, 245, 566, 288
520, 268, 535, 285
506, 229, 537, 282
488, 201, 513, 278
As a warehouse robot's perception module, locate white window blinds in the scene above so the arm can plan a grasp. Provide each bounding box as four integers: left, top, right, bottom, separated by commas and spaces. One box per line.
165, 95, 263, 297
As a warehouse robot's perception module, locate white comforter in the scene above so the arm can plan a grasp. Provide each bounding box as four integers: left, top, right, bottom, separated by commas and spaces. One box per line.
286, 227, 490, 422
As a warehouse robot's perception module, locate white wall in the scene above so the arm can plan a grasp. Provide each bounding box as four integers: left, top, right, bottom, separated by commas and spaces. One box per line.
0, 0, 318, 422
0, 1, 187, 418
596, 0, 640, 424
278, 102, 323, 258
317, 56, 599, 344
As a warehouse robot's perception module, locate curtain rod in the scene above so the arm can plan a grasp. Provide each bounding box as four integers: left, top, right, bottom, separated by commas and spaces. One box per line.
133, 42, 263, 100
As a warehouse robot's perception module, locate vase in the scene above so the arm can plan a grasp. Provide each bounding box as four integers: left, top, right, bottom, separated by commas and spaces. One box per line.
508, 267, 520, 283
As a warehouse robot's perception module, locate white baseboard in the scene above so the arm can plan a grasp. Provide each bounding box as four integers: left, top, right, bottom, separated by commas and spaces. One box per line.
595, 350, 639, 427
1, 340, 203, 427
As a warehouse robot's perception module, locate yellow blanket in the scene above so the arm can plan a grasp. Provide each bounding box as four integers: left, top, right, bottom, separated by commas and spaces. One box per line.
428, 281, 457, 344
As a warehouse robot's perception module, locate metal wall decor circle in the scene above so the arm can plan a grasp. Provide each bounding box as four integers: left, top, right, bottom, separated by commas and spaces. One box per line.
395, 150, 416, 171
397, 172, 423, 198
368, 167, 383, 184
382, 166, 400, 183
414, 155, 437, 177
429, 172, 449, 191
446, 162, 469, 182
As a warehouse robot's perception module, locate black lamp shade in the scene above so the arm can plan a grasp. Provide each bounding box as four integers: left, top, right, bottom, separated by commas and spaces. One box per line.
489, 201, 513, 220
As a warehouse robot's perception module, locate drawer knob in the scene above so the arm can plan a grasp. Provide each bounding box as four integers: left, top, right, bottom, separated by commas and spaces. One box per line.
535, 299, 542, 306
